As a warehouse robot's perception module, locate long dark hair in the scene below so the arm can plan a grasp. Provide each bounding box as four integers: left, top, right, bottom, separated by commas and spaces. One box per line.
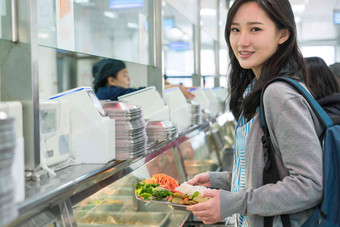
305, 57, 340, 100
225, 0, 307, 120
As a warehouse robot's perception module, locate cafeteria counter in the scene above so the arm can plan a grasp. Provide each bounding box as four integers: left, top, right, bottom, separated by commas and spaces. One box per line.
7, 113, 235, 227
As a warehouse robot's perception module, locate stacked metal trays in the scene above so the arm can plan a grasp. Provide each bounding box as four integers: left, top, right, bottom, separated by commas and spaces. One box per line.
102, 101, 147, 160
0, 112, 18, 226
188, 100, 201, 125
146, 120, 178, 142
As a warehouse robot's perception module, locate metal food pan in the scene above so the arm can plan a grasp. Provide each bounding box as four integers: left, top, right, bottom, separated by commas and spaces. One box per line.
77, 211, 170, 227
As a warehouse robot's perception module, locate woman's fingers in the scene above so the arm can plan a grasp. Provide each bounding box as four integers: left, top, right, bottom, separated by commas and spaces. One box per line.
186, 189, 222, 224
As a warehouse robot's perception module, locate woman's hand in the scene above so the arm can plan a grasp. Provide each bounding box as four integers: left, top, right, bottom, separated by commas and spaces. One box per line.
186, 172, 211, 187
186, 189, 222, 225
178, 85, 195, 100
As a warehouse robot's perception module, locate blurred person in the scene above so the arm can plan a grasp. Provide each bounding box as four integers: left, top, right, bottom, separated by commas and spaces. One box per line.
164, 74, 170, 85
186, 0, 325, 226
306, 57, 340, 124
92, 58, 109, 78
305, 57, 340, 100
93, 59, 195, 100
93, 59, 145, 100
329, 62, 340, 87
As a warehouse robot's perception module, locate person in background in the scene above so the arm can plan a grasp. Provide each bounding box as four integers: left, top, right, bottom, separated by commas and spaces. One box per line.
93, 59, 195, 100
92, 58, 110, 78
306, 57, 340, 124
329, 62, 340, 87
186, 0, 324, 226
305, 57, 340, 100
164, 74, 170, 85
93, 59, 144, 100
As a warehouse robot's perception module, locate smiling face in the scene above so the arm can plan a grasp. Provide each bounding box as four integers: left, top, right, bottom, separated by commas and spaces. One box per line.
229, 2, 289, 78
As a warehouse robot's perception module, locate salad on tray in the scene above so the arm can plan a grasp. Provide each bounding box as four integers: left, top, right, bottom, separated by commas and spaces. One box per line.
135, 174, 210, 206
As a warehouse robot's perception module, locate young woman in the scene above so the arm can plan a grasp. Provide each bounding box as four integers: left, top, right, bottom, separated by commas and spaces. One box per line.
186, 0, 324, 226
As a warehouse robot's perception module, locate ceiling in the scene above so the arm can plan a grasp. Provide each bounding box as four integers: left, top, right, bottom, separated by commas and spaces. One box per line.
290, 0, 340, 44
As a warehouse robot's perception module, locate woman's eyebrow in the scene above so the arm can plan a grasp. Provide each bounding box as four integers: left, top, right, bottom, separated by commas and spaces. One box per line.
231, 22, 264, 26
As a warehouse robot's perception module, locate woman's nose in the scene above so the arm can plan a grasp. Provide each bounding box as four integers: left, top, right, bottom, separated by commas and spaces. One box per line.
238, 31, 250, 47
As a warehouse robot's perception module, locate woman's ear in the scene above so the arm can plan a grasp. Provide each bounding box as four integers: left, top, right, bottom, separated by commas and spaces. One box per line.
107, 77, 116, 86
278, 29, 290, 45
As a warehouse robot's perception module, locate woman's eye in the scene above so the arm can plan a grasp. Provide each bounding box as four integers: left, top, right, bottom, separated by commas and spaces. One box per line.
251, 27, 261, 32
231, 27, 239, 32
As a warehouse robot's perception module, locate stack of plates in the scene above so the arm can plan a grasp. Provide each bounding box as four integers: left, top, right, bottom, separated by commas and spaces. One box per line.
146, 120, 178, 142
102, 101, 147, 160
188, 100, 201, 125
0, 112, 18, 226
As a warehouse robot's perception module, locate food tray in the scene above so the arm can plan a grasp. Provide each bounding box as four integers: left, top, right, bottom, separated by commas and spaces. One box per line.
135, 193, 190, 212
77, 211, 170, 227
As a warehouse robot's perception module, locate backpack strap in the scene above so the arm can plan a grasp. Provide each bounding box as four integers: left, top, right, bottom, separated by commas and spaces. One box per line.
259, 77, 333, 227
260, 77, 334, 133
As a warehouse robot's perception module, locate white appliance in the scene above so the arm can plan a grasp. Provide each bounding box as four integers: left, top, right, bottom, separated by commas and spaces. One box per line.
49, 87, 115, 163
203, 88, 221, 117
0, 101, 25, 203
212, 87, 229, 112
118, 86, 170, 121
163, 87, 190, 131
192, 88, 210, 110
212, 87, 228, 101
39, 99, 71, 167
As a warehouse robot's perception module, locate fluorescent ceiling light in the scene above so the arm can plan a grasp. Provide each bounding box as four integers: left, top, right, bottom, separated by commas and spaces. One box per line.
200, 8, 216, 16
292, 4, 306, 14
109, 0, 144, 9
294, 16, 301, 23
74, 0, 89, 3
38, 33, 49, 39
103, 11, 116, 19
127, 23, 139, 29
182, 34, 190, 41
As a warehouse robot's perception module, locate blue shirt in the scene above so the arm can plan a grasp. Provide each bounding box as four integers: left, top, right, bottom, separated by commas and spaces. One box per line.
231, 81, 256, 227
95, 86, 145, 101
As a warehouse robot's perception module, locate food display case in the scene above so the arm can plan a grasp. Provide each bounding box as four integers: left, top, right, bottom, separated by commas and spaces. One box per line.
7, 113, 235, 227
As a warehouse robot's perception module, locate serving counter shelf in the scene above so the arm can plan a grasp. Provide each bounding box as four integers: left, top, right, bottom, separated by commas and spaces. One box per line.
7, 116, 235, 227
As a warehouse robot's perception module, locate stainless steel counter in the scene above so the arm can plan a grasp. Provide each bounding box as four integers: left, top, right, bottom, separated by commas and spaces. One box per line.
8, 123, 216, 227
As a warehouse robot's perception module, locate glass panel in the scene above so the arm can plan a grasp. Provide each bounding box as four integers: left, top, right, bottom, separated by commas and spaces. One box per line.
166, 77, 193, 87
200, 0, 218, 87
200, 0, 218, 41
201, 32, 215, 86
37, 0, 150, 65
163, 1, 194, 86
219, 0, 229, 79
203, 76, 214, 88
219, 0, 227, 47
38, 47, 100, 98
38, 47, 149, 97
72, 147, 189, 226
0, 0, 11, 40
165, 0, 198, 26
179, 131, 220, 179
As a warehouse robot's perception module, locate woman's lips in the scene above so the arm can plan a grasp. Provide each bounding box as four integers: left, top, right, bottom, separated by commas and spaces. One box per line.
239, 51, 254, 59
